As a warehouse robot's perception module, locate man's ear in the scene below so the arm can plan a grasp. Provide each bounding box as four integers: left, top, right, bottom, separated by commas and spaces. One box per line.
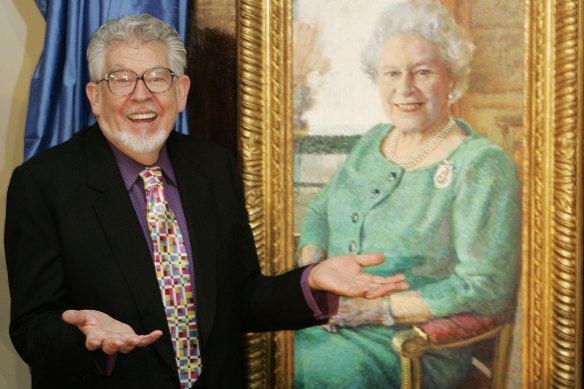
176, 75, 191, 113
86, 82, 101, 117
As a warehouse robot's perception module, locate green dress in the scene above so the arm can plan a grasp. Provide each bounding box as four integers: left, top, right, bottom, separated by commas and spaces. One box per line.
294, 120, 521, 388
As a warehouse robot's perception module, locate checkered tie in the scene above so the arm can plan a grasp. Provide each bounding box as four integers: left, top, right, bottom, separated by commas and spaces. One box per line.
139, 166, 201, 388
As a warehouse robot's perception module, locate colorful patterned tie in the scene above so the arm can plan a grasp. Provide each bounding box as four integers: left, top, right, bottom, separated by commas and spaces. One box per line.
139, 166, 201, 388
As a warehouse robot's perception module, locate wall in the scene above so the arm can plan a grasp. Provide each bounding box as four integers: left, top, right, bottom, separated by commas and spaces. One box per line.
187, 0, 238, 154
0, 0, 45, 387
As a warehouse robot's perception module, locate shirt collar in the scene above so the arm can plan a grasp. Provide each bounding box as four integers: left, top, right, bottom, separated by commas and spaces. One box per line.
108, 142, 177, 190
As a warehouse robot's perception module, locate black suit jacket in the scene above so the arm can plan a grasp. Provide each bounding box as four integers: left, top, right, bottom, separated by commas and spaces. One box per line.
5, 125, 319, 388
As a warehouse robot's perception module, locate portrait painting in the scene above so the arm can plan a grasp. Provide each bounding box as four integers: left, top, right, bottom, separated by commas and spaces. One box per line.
291, 0, 523, 387
236, 0, 582, 388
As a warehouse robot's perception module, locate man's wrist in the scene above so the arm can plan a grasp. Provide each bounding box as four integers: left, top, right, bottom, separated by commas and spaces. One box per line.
301, 265, 339, 320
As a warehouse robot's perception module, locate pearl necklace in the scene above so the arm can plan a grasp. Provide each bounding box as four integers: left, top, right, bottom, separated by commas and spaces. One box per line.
383, 117, 455, 169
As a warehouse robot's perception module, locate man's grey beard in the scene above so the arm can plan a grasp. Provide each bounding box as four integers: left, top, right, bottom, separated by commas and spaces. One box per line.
97, 89, 170, 156
100, 119, 170, 155
115, 128, 169, 155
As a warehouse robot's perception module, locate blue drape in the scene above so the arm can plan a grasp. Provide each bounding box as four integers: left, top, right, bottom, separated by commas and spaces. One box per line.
24, 0, 189, 161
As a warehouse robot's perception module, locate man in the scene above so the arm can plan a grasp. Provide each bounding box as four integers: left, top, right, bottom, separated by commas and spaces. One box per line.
4, 14, 407, 389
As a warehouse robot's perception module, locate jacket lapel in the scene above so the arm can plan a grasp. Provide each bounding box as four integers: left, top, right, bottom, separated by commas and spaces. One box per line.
166, 133, 218, 346
83, 127, 177, 373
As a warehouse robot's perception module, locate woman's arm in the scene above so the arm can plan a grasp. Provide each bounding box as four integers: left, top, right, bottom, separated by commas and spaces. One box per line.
419, 146, 522, 318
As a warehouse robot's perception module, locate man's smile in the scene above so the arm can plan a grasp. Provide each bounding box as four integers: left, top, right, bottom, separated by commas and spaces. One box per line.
127, 112, 158, 122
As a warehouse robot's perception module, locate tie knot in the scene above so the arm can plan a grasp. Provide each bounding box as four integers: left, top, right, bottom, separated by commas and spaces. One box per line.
139, 165, 163, 190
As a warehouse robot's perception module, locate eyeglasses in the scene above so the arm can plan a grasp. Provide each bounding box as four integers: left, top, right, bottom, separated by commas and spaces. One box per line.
98, 67, 176, 96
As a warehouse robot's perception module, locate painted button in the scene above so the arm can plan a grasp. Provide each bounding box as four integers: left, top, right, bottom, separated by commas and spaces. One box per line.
348, 241, 357, 252
387, 172, 397, 181
370, 189, 380, 199
351, 213, 359, 223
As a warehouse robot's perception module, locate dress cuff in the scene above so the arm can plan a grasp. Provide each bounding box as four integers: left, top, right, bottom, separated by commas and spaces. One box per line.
300, 264, 340, 320
95, 351, 118, 376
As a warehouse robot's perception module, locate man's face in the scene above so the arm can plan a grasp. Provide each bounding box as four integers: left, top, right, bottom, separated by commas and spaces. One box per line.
86, 39, 190, 164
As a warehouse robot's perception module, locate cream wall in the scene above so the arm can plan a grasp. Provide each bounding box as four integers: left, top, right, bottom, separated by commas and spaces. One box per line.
0, 0, 45, 387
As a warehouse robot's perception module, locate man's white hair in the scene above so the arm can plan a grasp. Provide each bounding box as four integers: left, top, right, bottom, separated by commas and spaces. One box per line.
87, 14, 187, 82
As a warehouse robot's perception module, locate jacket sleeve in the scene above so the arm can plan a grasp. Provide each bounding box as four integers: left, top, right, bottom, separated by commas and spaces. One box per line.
220, 153, 322, 332
4, 165, 98, 377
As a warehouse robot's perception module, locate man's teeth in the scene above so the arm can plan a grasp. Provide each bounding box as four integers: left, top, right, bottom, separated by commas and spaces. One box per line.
397, 104, 421, 109
128, 113, 157, 120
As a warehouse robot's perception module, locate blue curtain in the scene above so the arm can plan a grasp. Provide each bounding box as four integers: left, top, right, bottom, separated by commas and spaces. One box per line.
24, 0, 190, 161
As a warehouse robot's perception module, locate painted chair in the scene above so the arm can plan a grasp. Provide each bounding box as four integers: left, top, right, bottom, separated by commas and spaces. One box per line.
392, 313, 514, 389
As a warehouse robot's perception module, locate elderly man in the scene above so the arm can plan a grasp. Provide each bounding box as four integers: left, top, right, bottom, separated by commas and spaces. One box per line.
4, 14, 407, 389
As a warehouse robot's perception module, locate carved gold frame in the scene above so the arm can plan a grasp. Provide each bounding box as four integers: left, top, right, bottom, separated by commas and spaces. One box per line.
236, 0, 583, 388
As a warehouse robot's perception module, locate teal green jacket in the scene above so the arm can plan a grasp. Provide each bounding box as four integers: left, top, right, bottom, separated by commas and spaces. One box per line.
299, 120, 521, 317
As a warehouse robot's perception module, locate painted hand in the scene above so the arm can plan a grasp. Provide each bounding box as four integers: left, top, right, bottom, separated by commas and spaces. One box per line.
299, 244, 326, 266
389, 290, 433, 323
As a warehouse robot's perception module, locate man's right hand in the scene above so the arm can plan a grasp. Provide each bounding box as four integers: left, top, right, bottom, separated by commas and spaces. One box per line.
62, 310, 162, 354
307, 253, 409, 298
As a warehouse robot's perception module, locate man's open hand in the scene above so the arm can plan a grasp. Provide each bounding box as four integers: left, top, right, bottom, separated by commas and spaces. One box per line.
307, 253, 409, 298
62, 310, 162, 354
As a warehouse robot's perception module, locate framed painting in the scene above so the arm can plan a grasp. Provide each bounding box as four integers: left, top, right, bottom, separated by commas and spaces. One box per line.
236, 0, 582, 387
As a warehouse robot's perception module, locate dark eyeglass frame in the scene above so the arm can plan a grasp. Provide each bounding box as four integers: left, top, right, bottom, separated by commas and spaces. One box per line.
98, 67, 176, 96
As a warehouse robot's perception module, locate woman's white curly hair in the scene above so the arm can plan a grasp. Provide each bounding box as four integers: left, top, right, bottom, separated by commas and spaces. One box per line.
361, 0, 475, 103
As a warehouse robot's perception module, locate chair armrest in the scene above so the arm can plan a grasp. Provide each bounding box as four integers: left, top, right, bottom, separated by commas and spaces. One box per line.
418, 313, 505, 346
392, 313, 510, 389
393, 313, 506, 356
392, 326, 430, 359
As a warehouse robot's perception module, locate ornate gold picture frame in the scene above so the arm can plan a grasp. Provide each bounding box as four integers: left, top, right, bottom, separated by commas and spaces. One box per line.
236, 0, 582, 387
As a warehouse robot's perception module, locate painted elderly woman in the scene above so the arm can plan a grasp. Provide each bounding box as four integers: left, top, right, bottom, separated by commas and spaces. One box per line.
294, 0, 521, 388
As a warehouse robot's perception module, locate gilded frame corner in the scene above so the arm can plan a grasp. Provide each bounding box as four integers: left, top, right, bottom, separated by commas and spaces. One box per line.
237, 0, 583, 387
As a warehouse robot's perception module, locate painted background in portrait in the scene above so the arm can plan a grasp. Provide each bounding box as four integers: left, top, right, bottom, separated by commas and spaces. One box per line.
292, 0, 524, 386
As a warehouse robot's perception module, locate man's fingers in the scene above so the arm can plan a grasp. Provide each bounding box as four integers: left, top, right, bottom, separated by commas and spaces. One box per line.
105, 331, 163, 354
62, 310, 89, 326
136, 331, 164, 347
119, 340, 138, 354
119, 336, 148, 354
85, 335, 105, 352
365, 281, 410, 299
371, 274, 407, 284
102, 337, 127, 355
62, 309, 163, 353
352, 253, 385, 268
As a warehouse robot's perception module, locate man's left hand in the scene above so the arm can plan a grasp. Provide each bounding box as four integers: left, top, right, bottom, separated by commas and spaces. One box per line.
62, 310, 163, 354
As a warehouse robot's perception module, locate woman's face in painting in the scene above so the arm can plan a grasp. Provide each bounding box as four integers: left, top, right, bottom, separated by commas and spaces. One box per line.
377, 34, 454, 134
